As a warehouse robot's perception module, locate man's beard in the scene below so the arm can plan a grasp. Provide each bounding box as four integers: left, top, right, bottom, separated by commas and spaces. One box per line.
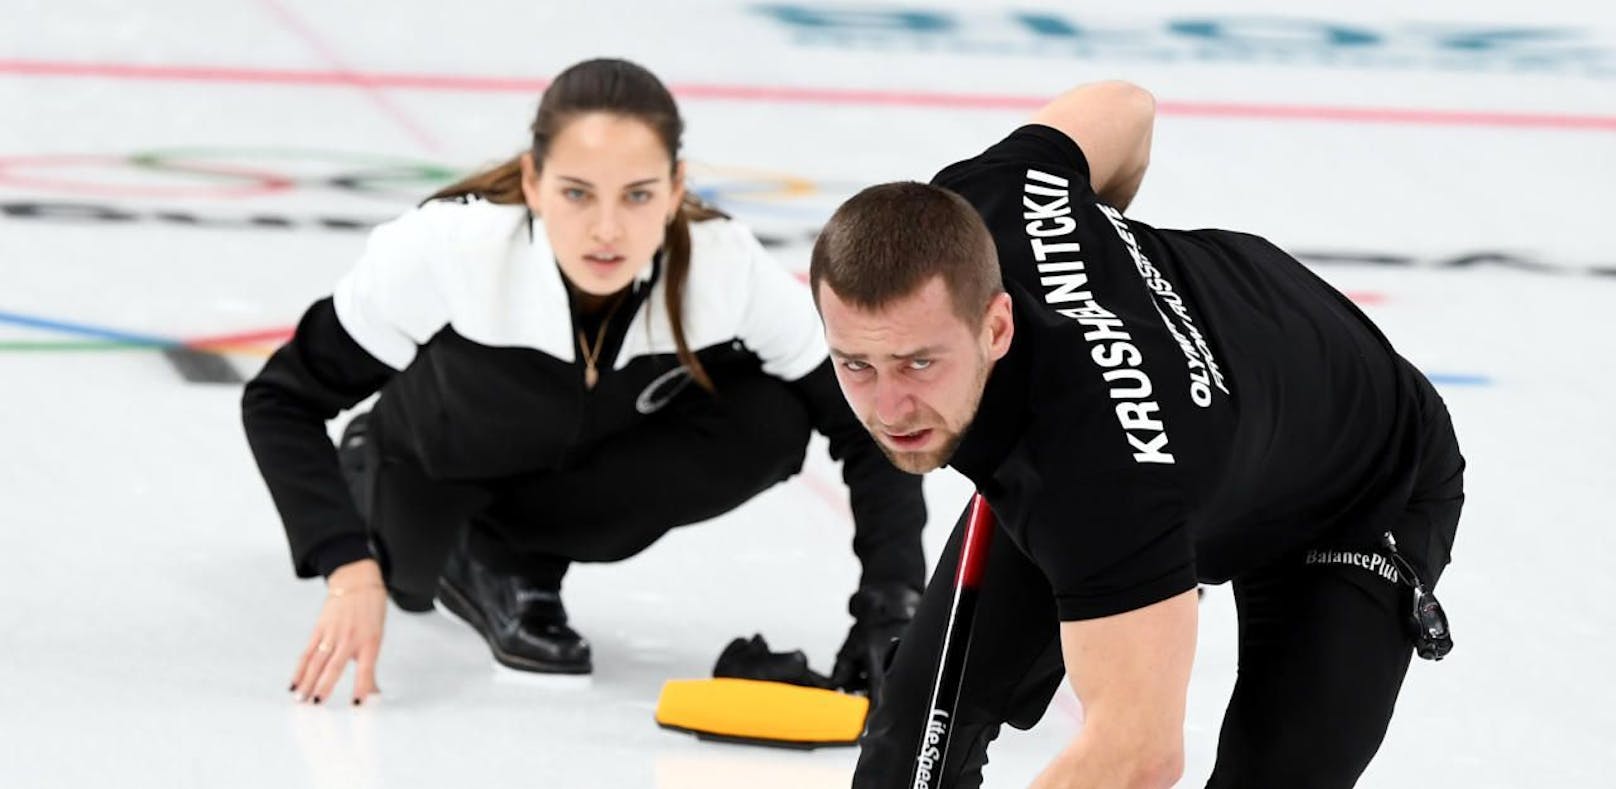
867, 356, 990, 474
874, 423, 970, 474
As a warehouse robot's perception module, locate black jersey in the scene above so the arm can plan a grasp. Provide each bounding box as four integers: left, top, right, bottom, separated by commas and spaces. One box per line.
935, 125, 1429, 620
243, 198, 925, 584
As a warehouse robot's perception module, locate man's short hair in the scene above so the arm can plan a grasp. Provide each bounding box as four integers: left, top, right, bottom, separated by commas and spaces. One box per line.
810, 181, 1003, 325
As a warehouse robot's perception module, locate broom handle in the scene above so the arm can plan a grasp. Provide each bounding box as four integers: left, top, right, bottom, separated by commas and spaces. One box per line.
909, 493, 996, 789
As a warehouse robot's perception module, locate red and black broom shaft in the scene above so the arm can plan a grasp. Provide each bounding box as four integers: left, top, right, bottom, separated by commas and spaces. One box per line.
910, 493, 996, 789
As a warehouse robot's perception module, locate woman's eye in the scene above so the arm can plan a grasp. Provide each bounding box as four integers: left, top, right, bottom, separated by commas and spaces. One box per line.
626, 189, 653, 204
562, 188, 588, 201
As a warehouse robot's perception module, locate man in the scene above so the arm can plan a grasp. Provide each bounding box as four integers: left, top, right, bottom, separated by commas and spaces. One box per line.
810, 81, 1464, 787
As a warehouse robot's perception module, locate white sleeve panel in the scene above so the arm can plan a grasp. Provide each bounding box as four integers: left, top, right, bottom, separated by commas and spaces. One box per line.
332, 206, 453, 371
732, 224, 829, 381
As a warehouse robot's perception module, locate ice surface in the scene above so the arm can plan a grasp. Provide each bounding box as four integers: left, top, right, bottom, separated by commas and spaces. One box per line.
2, 1, 1613, 786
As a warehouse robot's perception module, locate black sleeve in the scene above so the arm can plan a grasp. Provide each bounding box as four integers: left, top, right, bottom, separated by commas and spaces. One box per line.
241, 297, 396, 578
932, 124, 1106, 298
1023, 406, 1198, 621
787, 360, 928, 591
933, 124, 1093, 192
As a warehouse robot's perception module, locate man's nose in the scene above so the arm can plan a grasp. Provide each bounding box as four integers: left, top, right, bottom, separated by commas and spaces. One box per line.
873, 376, 917, 427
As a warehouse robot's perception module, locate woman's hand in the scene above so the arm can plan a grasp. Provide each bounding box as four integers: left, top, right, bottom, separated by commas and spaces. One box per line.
291, 558, 388, 705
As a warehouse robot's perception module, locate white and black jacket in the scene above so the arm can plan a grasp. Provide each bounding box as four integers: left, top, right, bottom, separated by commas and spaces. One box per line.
242, 198, 925, 588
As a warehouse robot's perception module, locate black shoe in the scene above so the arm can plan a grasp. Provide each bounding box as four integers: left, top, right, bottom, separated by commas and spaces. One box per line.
437, 543, 593, 674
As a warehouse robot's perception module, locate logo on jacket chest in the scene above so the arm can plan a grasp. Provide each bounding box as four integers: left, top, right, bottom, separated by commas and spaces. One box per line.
636, 365, 695, 414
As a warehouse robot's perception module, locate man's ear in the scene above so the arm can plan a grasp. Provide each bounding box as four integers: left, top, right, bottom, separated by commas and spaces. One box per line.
983, 292, 1014, 362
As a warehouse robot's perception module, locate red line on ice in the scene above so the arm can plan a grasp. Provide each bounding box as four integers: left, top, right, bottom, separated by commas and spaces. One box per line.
5, 59, 1616, 132
184, 327, 294, 349
251, 0, 444, 153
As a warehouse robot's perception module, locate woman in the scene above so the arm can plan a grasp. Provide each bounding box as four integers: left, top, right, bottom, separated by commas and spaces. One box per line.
242, 59, 925, 706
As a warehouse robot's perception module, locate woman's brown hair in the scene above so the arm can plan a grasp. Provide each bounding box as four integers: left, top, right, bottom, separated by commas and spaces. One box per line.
429, 58, 723, 391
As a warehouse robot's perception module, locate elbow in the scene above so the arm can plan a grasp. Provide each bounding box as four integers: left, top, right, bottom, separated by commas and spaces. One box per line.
1092, 80, 1156, 121
1084, 80, 1155, 185
240, 377, 261, 424
1130, 82, 1158, 118
1115, 81, 1156, 164
240, 375, 275, 427
239, 374, 322, 435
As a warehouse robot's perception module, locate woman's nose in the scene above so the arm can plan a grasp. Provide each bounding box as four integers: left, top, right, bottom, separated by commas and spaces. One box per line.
592, 207, 623, 244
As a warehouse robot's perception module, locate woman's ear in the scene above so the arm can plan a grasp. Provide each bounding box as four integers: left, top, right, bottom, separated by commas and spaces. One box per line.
519, 152, 542, 216
669, 160, 688, 222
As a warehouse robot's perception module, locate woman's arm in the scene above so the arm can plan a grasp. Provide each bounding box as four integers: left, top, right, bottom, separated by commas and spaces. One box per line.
243, 297, 399, 707
248, 204, 456, 706
241, 297, 396, 577
245, 203, 452, 575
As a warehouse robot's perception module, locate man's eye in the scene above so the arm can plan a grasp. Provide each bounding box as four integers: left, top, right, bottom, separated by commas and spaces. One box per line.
908, 359, 933, 371
842, 360, 870, 373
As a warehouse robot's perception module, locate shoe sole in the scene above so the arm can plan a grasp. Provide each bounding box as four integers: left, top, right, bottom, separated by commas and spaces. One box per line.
435, 579, 594, 676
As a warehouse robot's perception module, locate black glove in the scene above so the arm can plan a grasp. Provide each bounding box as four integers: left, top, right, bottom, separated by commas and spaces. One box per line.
830, 583, 922, 705
713, 634, 835, 689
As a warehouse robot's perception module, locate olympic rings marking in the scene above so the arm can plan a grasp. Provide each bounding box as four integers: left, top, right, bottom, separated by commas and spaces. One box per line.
131, 148, 460, 201
0, 150, 851, 216
686, 163, 860, 220
0, 154, 295, 199
0, 150, 460, 201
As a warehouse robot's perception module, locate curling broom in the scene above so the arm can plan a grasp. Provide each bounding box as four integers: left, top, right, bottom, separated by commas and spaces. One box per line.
911, 492, 996, 789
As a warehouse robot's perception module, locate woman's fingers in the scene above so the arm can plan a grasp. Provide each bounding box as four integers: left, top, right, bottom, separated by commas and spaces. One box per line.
295, 628, 338, 701
292, 585, 388, 705
290, 630, 322, 692
352, 639, 381, 705
345, 589, 389, 705
312, 638, 355, 704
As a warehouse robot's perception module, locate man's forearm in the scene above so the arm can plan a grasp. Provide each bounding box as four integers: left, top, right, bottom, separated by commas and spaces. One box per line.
1041, 590, 1197, 787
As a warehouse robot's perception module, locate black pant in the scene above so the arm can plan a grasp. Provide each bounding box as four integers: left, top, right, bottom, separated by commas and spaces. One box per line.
351, 370, 813, 603
854, 376, 1464, 788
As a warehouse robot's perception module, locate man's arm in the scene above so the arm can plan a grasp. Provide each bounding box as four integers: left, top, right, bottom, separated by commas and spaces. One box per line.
1030, 588, 1198, 789
1030, 81, 1156, 211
